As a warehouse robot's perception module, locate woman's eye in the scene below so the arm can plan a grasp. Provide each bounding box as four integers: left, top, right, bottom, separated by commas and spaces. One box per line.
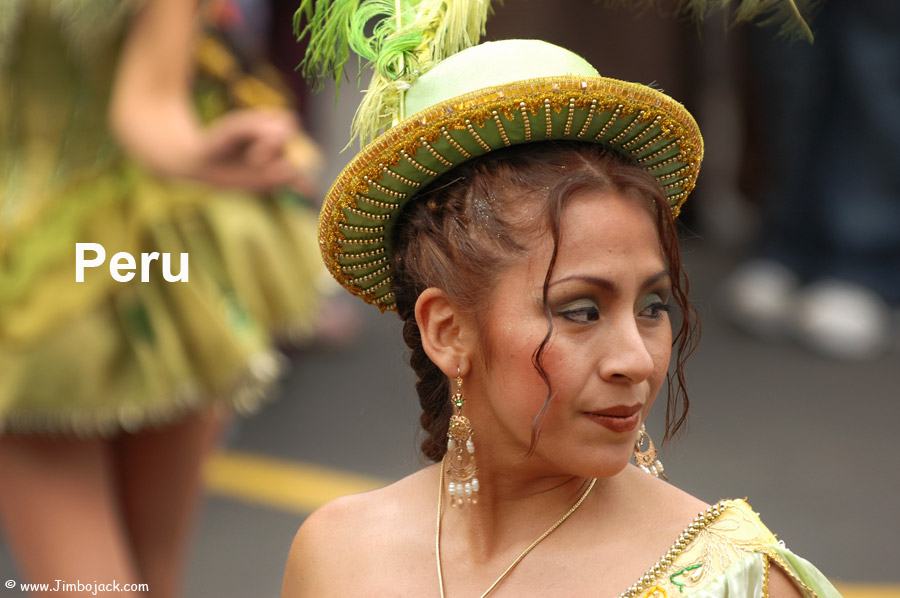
557, 301, 600, 324
638, 294, 671, 320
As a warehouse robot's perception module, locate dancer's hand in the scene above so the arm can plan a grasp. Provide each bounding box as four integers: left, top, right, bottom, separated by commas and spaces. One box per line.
188, 109, 318, 195
109, 0, 321, 196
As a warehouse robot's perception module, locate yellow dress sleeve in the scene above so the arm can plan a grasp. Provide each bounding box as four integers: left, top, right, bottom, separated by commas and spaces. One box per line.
615, 500, 842, 598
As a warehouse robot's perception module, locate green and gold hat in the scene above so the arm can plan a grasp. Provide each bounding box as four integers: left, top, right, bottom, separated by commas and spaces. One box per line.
317, 39, 703, 311
298, 0, 817, 311
310, 40, 703, 310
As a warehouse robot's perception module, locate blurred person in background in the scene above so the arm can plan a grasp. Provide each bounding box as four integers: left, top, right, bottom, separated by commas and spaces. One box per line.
721, 1, 900, 361
0, 0, 328, 595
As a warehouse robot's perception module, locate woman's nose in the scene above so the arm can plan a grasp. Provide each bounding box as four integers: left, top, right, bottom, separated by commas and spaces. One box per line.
598, 317, 656, 384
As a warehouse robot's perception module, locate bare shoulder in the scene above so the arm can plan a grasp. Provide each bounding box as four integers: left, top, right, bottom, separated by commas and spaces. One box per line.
624, 465, 709, 527
280, 493, 362, 597
281, 466, 437, 598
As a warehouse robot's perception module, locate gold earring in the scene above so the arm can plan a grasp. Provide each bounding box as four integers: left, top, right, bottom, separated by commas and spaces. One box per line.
445, 369, 480, 506
634, 424, 667, 480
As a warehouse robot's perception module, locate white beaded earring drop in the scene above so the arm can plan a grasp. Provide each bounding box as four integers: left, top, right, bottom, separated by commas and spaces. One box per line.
445, 369, 480, 506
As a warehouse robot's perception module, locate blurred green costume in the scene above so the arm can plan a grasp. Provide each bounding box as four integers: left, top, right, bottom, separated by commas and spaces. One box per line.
0, 0, 324, 435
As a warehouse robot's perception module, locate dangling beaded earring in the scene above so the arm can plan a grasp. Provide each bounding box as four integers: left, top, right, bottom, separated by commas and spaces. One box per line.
634, 424, 667, 480
445, 369, 480, 506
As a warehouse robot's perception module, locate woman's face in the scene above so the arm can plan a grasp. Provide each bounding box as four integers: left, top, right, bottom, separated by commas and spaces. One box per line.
468, 189, 673, 479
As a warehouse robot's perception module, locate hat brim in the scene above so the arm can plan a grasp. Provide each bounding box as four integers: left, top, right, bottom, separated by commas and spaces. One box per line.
319, 75, 703, 311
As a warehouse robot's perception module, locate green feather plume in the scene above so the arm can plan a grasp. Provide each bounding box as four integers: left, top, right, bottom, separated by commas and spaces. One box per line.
293, 0, 363, 90
295, 0, 491, 147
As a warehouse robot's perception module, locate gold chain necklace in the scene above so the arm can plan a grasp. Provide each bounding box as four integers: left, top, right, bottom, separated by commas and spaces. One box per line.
435, 463, 597, 598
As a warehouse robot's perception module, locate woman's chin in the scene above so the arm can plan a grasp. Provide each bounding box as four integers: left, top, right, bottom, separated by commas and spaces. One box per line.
536, 446, 635, 481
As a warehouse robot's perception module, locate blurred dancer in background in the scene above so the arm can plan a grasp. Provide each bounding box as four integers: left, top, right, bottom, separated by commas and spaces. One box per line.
0, 0, 326, 595
722, 1, 900, 360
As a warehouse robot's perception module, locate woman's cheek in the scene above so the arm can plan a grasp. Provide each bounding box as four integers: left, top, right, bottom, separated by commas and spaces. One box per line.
651, 334, 672, 387
482, 322, 545, 398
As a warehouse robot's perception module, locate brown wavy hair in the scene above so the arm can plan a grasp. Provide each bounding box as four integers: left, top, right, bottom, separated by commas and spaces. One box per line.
390, 141, 699, 462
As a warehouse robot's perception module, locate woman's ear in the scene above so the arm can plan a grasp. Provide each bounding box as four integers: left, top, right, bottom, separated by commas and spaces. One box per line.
415, 287, 474, 377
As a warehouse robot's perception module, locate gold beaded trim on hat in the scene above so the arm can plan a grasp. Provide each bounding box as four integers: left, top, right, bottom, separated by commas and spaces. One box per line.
319, 75, 704, 311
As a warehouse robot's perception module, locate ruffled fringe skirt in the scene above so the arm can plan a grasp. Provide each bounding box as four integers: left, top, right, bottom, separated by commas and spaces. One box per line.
0, 164, 326, 436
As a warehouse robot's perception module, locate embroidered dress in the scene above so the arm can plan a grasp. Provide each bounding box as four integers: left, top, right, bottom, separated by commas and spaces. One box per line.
0, 0, 324, 435
623, 500, 841, 598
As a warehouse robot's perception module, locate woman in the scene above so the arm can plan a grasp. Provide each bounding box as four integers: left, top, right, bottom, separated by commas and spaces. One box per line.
281, 34, 840, 598
0, 0, 322, 594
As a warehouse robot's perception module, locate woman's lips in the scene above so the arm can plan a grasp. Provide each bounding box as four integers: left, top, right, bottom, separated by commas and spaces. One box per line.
583, 405, 642, 433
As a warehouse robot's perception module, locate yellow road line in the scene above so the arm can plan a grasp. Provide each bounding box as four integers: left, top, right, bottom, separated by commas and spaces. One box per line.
835, 586, 900, 598
204, 451, 388, 515
206, 452, 900, 596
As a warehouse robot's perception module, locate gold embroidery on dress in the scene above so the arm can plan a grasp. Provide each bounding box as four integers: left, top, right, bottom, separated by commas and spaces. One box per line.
669, 563, 705, 593
642, 586, 667, 598
765, 550, 818, 597
676, 501, 773, 590
616, 500, 818, 598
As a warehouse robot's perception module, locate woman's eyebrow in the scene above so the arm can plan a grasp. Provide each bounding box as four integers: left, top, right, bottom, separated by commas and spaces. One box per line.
548, 270, 670, 292
642, 270, 672, 288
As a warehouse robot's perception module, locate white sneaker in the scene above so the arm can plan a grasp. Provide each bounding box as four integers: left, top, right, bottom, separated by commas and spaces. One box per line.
791, 279, 892, 361
719, 259, 800, 341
